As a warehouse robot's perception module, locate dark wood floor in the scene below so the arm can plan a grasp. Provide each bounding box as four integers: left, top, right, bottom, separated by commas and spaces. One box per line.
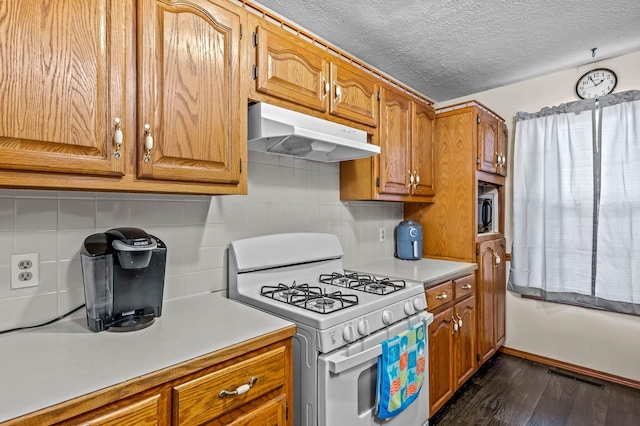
430, 353, 640, 426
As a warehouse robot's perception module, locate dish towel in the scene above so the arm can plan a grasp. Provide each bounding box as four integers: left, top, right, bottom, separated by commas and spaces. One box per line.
375, 320, 426, 419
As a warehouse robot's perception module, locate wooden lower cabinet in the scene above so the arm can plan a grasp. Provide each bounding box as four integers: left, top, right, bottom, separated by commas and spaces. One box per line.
10, 338, 293, 426
426, 274, 477, 417
477, 237, 506, 366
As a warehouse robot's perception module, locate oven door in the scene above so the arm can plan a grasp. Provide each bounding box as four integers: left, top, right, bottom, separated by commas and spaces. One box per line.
317, 312, 433, 426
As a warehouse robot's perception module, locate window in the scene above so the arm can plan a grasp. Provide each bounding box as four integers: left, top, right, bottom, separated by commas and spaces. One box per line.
508, 90, 640, 315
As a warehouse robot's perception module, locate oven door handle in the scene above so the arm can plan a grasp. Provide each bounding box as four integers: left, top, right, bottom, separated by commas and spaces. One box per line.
326, 312, 432, 374
327, 345, 382, 374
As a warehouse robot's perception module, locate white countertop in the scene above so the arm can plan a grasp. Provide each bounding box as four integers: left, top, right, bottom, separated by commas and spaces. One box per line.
0, 293, 294, 423
346, 257, 477, 288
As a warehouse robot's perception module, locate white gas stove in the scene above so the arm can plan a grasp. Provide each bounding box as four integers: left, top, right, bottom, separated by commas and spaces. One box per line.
228, 233, 432, 426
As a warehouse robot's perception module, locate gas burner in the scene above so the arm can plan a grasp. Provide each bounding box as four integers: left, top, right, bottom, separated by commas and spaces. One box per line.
319, 272, 406, 295
297, 291, 359, 314
261, 282, 358, 313
261, 282, 321, 303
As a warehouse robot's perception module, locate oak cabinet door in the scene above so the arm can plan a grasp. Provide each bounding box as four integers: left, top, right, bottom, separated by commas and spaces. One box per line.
497, 120, 508, 177
0, 0, 127, 176
378, 87, 411, 196
494, 238, 507, 346
476, 239, 497, 366
329, 61, 377, 127
453, 295, 477, 388
477, 110, 498, 174
428, 307, 455, 416
255, 22, 328, 113
411, 102, 435, 197
137, 0, 242, 185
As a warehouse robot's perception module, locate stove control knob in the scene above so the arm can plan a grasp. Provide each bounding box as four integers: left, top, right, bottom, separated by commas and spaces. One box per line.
342, 325, 356, 342
413, 298, 424, 311
404, 301, 415, 315
382, 310, 394, 325
357, 319, 369, 336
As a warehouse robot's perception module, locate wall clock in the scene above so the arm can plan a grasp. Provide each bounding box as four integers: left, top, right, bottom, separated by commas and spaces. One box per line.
575, 68, 617, 99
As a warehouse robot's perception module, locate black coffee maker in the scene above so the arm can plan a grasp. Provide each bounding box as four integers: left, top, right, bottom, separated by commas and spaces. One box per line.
81, 227, 167, 332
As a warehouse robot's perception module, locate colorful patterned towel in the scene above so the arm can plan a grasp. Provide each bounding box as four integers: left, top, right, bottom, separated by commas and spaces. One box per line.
375, 320, 426, 419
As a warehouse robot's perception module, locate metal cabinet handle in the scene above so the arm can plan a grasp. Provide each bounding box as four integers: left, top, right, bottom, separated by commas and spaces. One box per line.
456, 313, 463, 328
452, 317, 458, 334
493, 251, 501, 268
461, 284, 472, 290
334, 82, 342, 104
322, 76, 330, 100
413, 171, 420, 189
218, 376, 258, 398
143, 124, 153, 163
407, 170, 414, 188
113, 118, 123, 159
435, 293, 447, 300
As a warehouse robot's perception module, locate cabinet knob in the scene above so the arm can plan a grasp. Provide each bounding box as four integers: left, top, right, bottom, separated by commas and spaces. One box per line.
143, 124, 153, 163
435, 293, 447, 300
113, 118, 123, 160
461, 284, 472, 290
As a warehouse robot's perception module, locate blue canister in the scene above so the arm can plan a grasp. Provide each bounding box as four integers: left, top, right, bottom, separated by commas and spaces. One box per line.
396, 220, 423, 260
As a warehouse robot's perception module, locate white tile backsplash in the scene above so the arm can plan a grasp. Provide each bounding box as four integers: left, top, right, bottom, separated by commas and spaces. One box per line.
0, 154, 403, 330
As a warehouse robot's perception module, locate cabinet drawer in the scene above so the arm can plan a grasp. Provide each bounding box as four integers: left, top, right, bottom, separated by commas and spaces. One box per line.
173, 347, 286, 425
425, 281, 453, 311
454, 274, 475, 301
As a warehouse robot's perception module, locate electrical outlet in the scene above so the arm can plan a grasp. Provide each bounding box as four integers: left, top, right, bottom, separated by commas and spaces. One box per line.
11, 253, 39, 289
379, 227, 386, 242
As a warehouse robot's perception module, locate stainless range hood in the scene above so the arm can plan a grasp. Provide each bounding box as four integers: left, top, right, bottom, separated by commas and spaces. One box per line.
247, 102, 380, 162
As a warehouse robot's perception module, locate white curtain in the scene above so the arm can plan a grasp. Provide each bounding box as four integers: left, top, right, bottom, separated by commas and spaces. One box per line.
509, 90, 640, 315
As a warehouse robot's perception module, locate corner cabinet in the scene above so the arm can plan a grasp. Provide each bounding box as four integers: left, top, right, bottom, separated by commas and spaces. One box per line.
425, 274, 477, 416
340, 85, 435, 202
0, 0, 246, 195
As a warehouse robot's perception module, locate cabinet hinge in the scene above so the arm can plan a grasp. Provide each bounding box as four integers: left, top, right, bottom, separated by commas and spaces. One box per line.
477, 115, 480, 125
377, 91, 380, 101
376, 177, 380, 187
240, 158, 243, 173
286, 401, 289, 420
477, 353, 480, 362
240, 24, 243, 39
252, 31, 258, 47
476, 248, 480, 255
476, 157, 480, 165
252, 64, 258, 80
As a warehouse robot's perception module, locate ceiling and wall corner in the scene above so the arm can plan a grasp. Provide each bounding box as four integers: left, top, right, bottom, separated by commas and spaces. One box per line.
252, 0, 640, 102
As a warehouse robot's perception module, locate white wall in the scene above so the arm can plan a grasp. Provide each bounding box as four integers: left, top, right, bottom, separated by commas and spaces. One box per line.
438, 50, 640, 380
0, 152, 401, 331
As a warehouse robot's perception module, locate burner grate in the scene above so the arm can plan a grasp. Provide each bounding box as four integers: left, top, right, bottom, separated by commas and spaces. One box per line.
261, 282, 358, 314
319, 272, 406, 295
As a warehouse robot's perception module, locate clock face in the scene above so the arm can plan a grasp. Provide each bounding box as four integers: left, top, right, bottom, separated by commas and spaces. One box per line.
576, 68, 617, 99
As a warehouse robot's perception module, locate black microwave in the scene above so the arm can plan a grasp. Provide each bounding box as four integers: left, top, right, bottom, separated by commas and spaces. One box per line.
478, 191, 497, 234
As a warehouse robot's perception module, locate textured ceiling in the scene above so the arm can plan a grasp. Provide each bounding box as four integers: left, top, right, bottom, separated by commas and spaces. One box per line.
252, 0, 640, 102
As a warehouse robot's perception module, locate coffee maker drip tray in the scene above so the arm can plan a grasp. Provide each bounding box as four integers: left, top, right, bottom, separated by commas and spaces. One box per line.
108, 311, 157, 332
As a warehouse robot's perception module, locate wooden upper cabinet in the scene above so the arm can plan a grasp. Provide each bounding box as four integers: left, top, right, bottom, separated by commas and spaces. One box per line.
477, 110, 498, 174
378, 86, 412, 196
254, 22, 328, 113
411, 102, 435, 197
0, 0, 127, 177
137, 0, 242, 184
328, 61, 378, 127
497, 120, 508, 177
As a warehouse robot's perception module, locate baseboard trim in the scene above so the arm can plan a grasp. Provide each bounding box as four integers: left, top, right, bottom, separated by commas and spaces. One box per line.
499, 346, 640, 390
